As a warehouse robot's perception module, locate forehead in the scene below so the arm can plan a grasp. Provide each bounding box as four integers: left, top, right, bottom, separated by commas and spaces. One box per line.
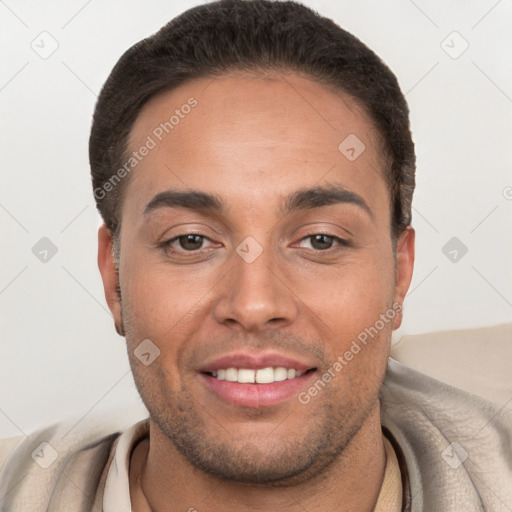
125, 71, 387, 214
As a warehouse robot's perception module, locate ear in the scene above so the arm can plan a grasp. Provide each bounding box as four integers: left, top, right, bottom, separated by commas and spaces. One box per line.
97, 224, 124, 336
392, 226, 415, 330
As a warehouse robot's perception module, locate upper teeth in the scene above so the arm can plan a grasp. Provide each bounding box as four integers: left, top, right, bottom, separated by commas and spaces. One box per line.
211, 367, 303, 384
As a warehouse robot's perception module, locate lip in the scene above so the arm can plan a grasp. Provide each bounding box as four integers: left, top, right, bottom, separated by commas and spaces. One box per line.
199, 370, 317, 408
197, 351, 318, 408
199, 352, 315, 373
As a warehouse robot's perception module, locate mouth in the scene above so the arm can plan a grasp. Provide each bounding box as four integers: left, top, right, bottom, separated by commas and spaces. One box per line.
198, 354, 318, 408
205, 366, 315, 383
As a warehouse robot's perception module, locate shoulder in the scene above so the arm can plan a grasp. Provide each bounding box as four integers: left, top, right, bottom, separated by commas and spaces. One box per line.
382, 358, 512, 510
383, 356, 512, 429
0, 435, 24, 472
0, 412, 146, 512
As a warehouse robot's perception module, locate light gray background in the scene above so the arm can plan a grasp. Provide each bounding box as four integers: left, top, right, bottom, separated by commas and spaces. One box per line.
1, 0, 511, 438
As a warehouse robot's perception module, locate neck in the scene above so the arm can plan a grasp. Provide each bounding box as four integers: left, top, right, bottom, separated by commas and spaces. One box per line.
130, 400, 387, 512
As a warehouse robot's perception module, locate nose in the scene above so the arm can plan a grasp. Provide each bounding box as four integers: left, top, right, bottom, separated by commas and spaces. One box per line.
212, 241, 299, 332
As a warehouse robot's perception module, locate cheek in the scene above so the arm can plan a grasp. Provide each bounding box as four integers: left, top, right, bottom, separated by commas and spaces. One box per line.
121, 262, 218, 343
291, 254, 395, 330
121, 267, 210, 396
288, 251, 396, 389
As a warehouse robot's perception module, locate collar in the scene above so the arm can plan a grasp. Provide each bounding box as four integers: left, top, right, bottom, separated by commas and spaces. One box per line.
373, 434, 403, 511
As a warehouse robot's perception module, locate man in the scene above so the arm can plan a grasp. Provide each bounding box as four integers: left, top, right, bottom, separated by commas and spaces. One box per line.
1, 0, 511, 510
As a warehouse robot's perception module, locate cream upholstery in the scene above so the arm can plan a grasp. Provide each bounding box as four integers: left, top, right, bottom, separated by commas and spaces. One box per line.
391, 323, 512, 410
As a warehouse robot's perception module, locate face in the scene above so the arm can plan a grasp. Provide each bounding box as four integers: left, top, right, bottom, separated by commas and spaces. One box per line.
98, 71, 414, 485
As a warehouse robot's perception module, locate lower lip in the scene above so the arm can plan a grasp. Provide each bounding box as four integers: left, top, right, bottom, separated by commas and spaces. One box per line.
199, 372, 316, 408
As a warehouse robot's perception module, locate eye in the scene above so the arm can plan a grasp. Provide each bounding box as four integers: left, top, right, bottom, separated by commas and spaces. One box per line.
165, 234, 211, 251
159, 232, 222, 261
298, 234, 348, 251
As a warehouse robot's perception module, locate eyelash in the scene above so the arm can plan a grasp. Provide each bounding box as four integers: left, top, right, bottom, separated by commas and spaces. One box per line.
295, 234, 350, 251
161, 233, 350, 257
161, 234, 218, 257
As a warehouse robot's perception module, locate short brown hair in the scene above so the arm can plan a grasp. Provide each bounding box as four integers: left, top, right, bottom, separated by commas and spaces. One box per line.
89, 0, 415, 240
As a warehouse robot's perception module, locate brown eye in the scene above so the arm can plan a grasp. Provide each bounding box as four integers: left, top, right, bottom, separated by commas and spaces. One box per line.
177, 234, 204, 250
161, 233, 220, 259
309, 234, 335, 250
295, 234, 349, 252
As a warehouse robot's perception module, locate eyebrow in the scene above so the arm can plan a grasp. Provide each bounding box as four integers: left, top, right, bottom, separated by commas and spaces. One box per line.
282, 184, 372, 218
143, 184, 372, 218
144, 190, 223, 214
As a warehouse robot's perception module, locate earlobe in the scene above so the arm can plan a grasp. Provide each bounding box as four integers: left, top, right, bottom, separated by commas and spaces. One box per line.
392, 226, 415, 330
114, 321, 125, 337
97, 224, 124, 336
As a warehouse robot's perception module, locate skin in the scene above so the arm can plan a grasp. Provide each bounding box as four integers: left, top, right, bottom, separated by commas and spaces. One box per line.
98, 71, 415, 512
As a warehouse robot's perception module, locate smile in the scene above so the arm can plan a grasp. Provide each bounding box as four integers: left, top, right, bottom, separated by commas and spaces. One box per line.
198, 353, 318, 407
208, 367, 305, 384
